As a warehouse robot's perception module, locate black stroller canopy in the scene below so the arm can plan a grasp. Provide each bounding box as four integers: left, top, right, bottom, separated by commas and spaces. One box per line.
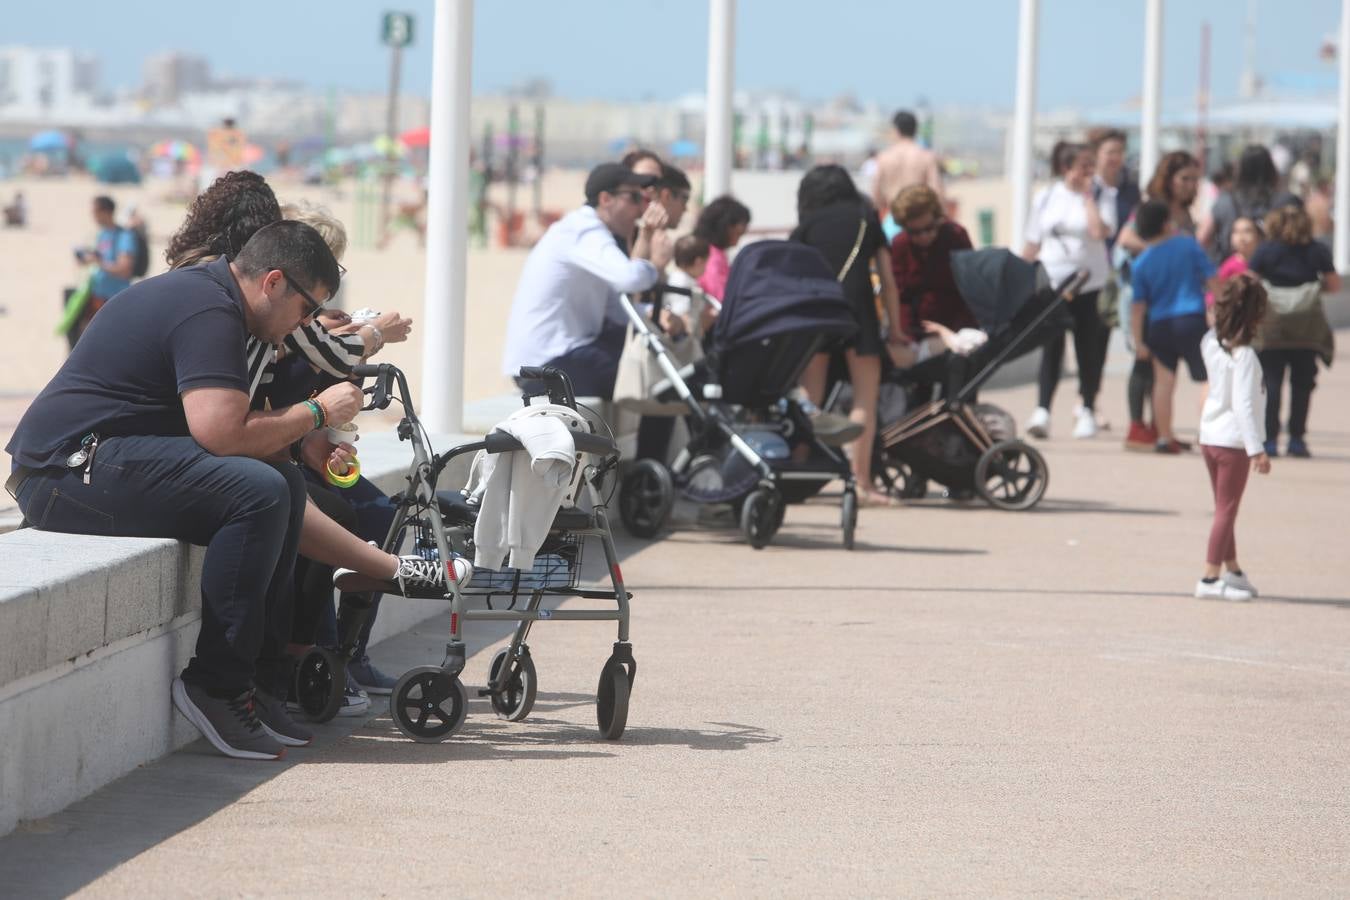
950, 248, 1049, 338
712, 240, 858, 354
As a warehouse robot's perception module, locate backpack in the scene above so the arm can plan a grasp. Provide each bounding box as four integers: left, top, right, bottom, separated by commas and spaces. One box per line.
128, 224, 150, 278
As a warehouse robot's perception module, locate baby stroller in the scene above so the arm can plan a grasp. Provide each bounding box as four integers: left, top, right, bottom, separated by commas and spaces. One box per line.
293, 363, 636, 742
876, 249, 1089, 510
617, 240, 861, 549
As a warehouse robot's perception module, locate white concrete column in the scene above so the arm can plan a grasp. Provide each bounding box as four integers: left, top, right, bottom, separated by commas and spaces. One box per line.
1140, 0, 1164, 186
419, 0, 473, 434
1009, 0, 1039, 250
1335, 0, 1350, 271
704, 0, 735, 199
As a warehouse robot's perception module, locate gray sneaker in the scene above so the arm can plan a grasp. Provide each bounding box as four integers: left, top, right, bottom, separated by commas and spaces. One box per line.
252, 688, 314, 747
171, 678, 286, 761
349, 656, 398, 696
334, 554, 474, 597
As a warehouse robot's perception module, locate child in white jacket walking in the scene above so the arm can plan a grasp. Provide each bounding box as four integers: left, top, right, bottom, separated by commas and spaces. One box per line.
1195, 274, 1271, 601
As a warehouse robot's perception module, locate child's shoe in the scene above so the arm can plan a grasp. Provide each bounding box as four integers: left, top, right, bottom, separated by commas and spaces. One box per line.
1263, 439, 1279, 457
1286, 438, 1311, 458
1124, 420, 1157, 451
1195, 577, 1253, 601
1222, 571, 1258, 597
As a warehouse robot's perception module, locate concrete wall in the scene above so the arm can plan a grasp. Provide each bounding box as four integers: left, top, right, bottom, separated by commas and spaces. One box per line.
0, 431, 472, 837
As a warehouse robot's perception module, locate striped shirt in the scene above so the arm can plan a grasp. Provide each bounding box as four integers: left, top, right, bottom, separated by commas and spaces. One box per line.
244, 322, 366, 402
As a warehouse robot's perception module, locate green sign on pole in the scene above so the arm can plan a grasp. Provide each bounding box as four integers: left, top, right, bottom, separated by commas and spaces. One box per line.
382, 11, 414, 47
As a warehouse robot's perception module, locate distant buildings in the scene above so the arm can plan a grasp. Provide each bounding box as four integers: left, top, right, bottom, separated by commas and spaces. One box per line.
0, 46, 100, 117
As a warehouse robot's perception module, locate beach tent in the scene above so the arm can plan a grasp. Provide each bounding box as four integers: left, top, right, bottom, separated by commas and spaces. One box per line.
90, 154, 142, 185
29, 130, 70, 152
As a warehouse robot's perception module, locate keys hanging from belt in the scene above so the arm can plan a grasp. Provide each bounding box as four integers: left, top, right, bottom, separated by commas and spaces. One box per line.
67, 433, 99, 485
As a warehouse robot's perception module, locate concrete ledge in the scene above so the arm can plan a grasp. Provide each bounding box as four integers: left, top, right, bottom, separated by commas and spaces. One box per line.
0, 429, 472, 836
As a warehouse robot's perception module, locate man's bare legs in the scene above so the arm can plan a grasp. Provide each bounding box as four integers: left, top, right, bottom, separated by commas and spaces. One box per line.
1151, 358, 1177, 444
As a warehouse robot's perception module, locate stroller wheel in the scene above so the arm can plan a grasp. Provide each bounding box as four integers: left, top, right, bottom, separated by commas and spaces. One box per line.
487, 646, 537, 722
596, 659, 631, 740
841, 489, 858, 551
390, 666, 467, 743
878, 456, 927, 500
619, 460, 674, 539
293, 646, 345, 724
740, 488, 783, 550
975, 440, 1049, 511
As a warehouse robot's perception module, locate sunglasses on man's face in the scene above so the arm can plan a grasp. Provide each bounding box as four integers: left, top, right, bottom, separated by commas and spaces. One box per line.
282, 271, 329, 319
611, 189, 647, 205
906, 220, 941, 237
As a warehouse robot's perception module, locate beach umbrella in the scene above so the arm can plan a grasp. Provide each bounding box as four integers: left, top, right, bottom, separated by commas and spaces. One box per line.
90, 154, 141, 185
399, 126, 431, 148
150, 139, 200, 164
29, 130, 70, 152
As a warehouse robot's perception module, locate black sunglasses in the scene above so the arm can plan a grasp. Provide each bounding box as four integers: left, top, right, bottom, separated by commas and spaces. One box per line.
281, 264, 344, 318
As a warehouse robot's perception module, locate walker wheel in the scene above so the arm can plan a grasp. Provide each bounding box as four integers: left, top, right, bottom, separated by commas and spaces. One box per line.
293, 646, 345, 724
619, 459, 674, 539
487, 646, 537, 722
739, 487, 782, 550
975, 440, 1049, 511
841, 489, 858, 551
390, 666, 467, 743
596, 659, 631, 740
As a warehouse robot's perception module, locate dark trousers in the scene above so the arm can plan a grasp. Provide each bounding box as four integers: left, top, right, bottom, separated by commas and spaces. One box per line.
1037, 290, 1104, 411
13, 435, 306, 697
1128, 357, 1155, 423
542, 320, 627, 399
1259, 348, 1318, 440
293, 472, 396, 654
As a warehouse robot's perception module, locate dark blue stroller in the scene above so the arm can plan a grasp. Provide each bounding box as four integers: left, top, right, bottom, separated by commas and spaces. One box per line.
617, 240, 861, 549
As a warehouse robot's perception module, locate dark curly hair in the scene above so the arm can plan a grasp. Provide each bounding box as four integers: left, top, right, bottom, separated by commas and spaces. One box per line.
692, 195, 751, 249
165, 171, 281, 268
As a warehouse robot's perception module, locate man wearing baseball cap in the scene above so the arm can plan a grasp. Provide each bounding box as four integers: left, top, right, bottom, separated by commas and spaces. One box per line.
502, 162, 663, 396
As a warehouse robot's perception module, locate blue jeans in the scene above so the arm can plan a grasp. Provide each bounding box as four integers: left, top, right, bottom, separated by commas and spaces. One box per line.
13, 435, 307, 698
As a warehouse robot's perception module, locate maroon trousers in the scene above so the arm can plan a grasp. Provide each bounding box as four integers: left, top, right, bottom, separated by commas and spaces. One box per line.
1202, 445, 1250, 566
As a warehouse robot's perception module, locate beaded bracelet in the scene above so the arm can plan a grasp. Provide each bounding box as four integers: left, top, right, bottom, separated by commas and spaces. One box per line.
303, 399, 323, 429
313, 397, 329, 428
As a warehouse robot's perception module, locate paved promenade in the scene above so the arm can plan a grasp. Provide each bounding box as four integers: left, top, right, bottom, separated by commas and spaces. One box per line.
1, 356, 1348, 896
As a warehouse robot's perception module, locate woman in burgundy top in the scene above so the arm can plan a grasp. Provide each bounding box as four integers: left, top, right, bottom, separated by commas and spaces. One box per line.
888, 185, 977, 341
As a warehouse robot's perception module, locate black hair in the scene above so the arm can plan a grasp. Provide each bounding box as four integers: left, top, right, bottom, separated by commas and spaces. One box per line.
1050, 141, 1089, 177
796, 164, 861, 220
93, 195, 115, 215
693, 195, 751, 249
892, 110, 917, 138
1234, 144, 1279, 207
656, 163, 691, 193
1134, 200, 1171, 241
234, 220, 342, 298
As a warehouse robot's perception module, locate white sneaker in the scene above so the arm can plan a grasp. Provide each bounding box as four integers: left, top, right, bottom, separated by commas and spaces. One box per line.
1072, 407, 1098, 439
1195, 578, 1253, 601
1026, 406, 1051, 439
1222, 571, 1258, 597
335, 553, 474, 595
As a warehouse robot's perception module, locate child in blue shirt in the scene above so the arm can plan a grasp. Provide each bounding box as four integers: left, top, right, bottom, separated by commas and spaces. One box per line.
1130, 200, 1217, 453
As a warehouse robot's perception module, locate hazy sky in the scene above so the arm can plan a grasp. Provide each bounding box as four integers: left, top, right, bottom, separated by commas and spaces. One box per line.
10, 0, 1343, 110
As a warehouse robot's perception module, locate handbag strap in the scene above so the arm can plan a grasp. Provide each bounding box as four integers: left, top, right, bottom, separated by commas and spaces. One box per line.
837, 218, 867, 282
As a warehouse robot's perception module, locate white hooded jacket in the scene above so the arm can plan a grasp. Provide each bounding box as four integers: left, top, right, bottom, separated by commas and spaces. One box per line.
467, 402, 587, 570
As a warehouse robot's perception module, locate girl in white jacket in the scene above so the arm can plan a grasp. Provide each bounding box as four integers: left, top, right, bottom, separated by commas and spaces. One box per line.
1195, 274, 1271, 601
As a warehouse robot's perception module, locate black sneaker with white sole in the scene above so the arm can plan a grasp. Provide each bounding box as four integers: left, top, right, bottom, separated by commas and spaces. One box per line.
171, 678, 286, 761
252, 688, 314, 746
334, 554, 474, 598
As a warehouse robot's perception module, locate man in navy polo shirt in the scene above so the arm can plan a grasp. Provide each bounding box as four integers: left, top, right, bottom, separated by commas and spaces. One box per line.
6, 221, 361, 761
